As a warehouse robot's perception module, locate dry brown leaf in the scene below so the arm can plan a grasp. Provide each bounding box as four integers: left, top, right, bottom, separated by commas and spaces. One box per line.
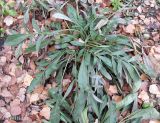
125, 24, 135, 34
1, 88, 13, 97
8, 63, 17, 76
144, 18, 150, 25
108, 85, 118, 95
29, 60, 36, 71
138, 90, 149, 101
140, 74, 148, 81
23, 73, 33, 86
10, 105, 21, 116
40, 106, 50, 120
0, 107, 11, 118
0, 100, 5, 107
1, 75, 12, 86
149, 120, 160, 123
0, 56, 7, 66
17, 88, 26, 102
30, 93, 39, 103
34, 85, 44, 93
112, 95, 122, 103
10, 99, 20, 107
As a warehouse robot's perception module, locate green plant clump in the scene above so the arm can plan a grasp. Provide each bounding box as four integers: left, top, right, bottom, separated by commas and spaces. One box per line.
0, 0, 17, 16
5, 3, 159, 123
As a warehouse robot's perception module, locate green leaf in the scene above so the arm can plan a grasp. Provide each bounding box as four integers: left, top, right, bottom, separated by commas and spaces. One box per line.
78, 59, 89, 90
36, 35, 45, 52
95, 18, 108, 30
128, 108, 160, 120
70, 41, 84, 46
24, 8, 29, 24
27, 73, 43, 92
50, 103, 60, 123
45, 60, 58, 78
52, 13, 73, 22
32, 18, 41, 32
67, 4, 77, 20
73, 90, 86, 121
88, 95, 100, 117
117, 60, 122, 75
98, 56, 112, 67
104, 101, 117, 123
5, 34, 30, 46
116, 93, 137, 109
81, 107, 89, 123
100, 66, 112, 80
8, 9, 17, 16
63, 80, 74, 99
15, 43, 22, 58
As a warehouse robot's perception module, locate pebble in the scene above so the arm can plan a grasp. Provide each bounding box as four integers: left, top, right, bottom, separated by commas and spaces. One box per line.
144, 33, 150, 39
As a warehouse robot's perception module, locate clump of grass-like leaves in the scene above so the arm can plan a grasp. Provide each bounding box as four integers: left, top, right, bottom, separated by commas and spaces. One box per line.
5, 2, 159, 123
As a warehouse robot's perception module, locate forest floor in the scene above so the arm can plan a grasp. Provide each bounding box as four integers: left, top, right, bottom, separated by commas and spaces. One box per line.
0, 0, 160, 123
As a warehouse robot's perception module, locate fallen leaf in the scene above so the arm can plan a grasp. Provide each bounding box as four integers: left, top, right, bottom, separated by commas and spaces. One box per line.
0, 56, 7, 66
4, 16, 14, 26
140, 81, 149, 91
10, 99, 20, 107
1, 88, 13, 97
140, 74, 148, 81
0, 100, 5, 107
137, 6, 142, 13
138, 90, 149, 101
10, 105, 21, 115
23, 73, 33, 86
17, 88, 26, 102
40, 106, 50, 120
30, 93, 39, 103
108, 85, 118, 95
149, 84, 160, 95
144, 18, 150, 25
19, 55, 24, 64
0, 107, 11, 118
29, 60, 36, 71
9, 63, 17, 76
149, 120, 160, 123
1, 75, 12, 86
112, 95, 122, 103
125, 24, 135, 34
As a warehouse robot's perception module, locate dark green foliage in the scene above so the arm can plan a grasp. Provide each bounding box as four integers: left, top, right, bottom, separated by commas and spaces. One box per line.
5, 3, 159, 123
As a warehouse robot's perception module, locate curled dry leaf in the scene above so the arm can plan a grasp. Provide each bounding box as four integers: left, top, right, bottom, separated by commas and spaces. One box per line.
40, 106, 50, 120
